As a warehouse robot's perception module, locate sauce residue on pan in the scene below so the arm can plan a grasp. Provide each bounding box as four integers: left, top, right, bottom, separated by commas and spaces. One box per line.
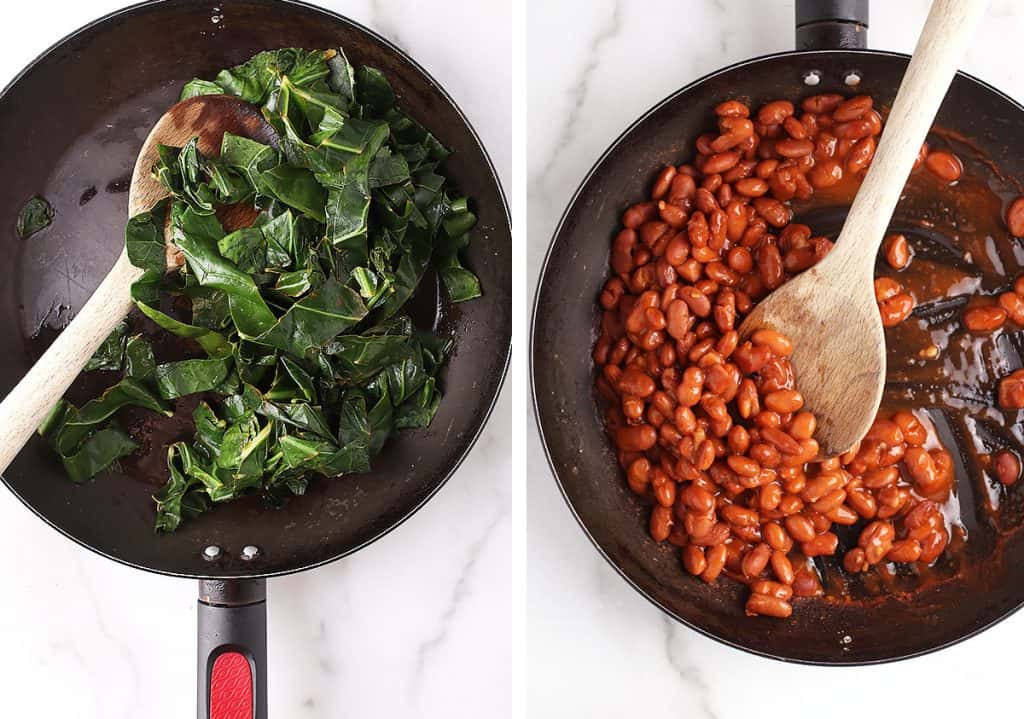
788, 130, 1024, 602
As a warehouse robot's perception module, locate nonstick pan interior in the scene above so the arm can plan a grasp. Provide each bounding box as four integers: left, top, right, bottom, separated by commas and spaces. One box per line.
0, 0, 511, 578
532, 49, 1024, 664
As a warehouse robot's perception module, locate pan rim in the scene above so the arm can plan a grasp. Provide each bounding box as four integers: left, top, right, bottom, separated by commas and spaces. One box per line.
0, 0, 512, 581
530, 46, 1024, 666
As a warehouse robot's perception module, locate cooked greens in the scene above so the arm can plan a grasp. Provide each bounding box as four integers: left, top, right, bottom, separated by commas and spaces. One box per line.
42, 47, 480, 531
16, 195, 54, 239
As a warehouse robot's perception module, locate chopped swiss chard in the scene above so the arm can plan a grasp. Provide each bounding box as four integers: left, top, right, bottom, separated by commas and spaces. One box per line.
49, 46, 481, 531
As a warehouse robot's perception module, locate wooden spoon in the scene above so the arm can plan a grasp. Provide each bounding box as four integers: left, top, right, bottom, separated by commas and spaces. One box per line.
738, 0, 987, 457
0, 95, 275, 475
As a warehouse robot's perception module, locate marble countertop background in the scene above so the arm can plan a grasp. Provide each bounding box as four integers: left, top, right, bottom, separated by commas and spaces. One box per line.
529, 1, 1024, 717
0, 1, 522, 717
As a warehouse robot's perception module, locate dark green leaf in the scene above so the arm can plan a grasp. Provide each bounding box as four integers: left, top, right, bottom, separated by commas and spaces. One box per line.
179, 78, 223, 100
337, 391, 370, 449
136, 300, 232, 358
171, 204, 277, 338
326, 47, 356, 103
85, 321, 128, 371
218, 227, 267, 273
323, 333, 414, 384
279, 356, 317, 402
208, 49, 329, 104
192, 402, 226, 459
325, 180, 370, 261
54, 377, 172, 455
222, 386, 264, 425
334, 389, 389, 462
220, 133, 280, 187
62, 426, 136, 483
38, 399, 71, 439
186, 286, 231, 329
369, 147, 410, 189
175, 442, 233, 501
394, 376, 442, 429
233, 340, 276, 386
124, 335, 157, 380
126, 200, 169, 277
277, 435, 330, 469
155, 445, 210, 532
375, 225, 432, 319
274, 268, 319, 297
443, 206, 477, 238
152, 139, 252, 214
319, 443, 372, 475
258, 165, 327, 222
17, 196, 54, 239
366, 390, 394, 455
155, 357, 233, 399
255, 278, 368, 356
356, 66, 396, 113
235, 418, 274, 482
435, 201, 481, 302
437, 261, 482, 303
380, 352, 429, 406
259, 400, 333, 440
260, 211, 296, 267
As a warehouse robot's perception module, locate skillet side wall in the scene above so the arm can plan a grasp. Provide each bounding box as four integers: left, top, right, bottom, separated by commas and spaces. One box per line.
532, 49, 1024, 664
0, 0, 511, 578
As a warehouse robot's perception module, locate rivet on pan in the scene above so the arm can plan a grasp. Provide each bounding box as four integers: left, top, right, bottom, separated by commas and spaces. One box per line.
203, 545, 222, 561
844, 71, 863, 87
802, 70, 822, 87
241, 545, 260, 560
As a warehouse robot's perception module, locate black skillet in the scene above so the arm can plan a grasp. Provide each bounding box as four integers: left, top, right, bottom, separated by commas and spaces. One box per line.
532, 0, 1024, 664
0, 1, 511, 715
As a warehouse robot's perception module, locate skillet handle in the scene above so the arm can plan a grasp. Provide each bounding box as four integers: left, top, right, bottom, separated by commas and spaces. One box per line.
795, 0, 869, 50
197, 579, 268, 719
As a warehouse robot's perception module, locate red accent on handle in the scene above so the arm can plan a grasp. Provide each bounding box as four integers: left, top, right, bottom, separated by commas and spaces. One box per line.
210, 651, 253, 719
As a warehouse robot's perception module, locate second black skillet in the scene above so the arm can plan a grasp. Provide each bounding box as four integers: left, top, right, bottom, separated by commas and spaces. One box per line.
532, 0, 1024, 664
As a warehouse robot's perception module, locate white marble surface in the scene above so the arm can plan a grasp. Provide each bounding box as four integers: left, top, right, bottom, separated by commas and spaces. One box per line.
0, 1, 523, 717
529, 1, 1024, 717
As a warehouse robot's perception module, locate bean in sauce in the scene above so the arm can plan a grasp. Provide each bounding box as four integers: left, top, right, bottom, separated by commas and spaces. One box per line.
593, 92, 1024, 617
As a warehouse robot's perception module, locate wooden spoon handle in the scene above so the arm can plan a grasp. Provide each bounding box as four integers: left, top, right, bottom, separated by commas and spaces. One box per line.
831, 0, 987, 272
0, 249, 142, 475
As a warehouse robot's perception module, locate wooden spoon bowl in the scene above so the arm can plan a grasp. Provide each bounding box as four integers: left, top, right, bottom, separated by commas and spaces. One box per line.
738, 0, 987, 456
